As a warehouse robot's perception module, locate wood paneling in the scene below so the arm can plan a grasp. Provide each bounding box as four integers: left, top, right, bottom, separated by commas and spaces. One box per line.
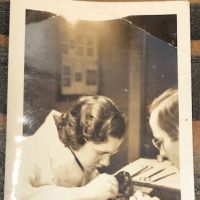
191, 40, 200, 55
193, 121, 200, 155
0, 35, 8, 45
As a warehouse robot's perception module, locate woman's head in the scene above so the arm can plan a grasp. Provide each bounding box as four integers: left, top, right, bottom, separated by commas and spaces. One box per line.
57, 95, 126, 151
149, 87, 179, 167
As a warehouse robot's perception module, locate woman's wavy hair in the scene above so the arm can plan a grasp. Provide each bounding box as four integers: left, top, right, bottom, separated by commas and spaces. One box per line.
149, 86, 179, 141
56, 95, 127, 150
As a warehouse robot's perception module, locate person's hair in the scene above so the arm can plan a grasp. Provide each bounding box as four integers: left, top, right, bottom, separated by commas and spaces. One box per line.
56, 95, 126, 150
149, 86, 179, 141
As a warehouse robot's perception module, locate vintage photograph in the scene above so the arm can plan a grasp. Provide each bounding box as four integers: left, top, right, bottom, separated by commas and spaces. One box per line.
5, 1, 194, 200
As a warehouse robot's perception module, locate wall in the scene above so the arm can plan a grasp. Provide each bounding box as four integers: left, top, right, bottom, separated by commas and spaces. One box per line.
98, 20, 130, 172
142, 31, 178, 158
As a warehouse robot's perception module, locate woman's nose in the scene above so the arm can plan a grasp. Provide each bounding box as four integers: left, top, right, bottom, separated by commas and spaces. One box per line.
157, 145, 168, 162
99, 155, 110, 167
159, 144, 167, 157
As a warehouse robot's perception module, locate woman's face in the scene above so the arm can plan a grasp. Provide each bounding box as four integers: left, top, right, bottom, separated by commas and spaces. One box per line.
77, 136, 123, 171
149, 109, 179, 168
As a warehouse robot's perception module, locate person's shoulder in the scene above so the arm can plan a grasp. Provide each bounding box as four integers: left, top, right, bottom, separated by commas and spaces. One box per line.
20, 134, 40, 155
43, 110, 62, 126
20, 134, 50, 170
48, 110, 62, 117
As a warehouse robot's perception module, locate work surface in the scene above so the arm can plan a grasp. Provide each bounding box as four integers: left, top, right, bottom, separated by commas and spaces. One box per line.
112, 158, 180, 200
118, 158, 180, 192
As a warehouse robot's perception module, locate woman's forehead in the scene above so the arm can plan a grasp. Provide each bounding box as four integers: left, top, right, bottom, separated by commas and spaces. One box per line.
149, 109, 159, 130
91, 136, 123, 153
149, 109, 168, 139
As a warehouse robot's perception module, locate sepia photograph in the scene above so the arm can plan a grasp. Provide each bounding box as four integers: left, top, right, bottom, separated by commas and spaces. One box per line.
5, 1, 194, 200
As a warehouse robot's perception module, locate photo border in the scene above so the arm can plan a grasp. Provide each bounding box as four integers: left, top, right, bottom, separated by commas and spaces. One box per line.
6, 1, 194, 199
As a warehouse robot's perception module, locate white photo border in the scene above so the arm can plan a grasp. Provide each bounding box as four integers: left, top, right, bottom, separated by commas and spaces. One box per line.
6, 0, 194, 199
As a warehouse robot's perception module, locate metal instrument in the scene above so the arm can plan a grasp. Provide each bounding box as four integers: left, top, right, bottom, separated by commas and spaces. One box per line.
114, 166, 176, 198
139, 168, 166, 182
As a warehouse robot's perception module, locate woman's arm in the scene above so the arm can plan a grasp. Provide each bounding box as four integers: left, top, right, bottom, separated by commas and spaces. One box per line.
17, 173, 118, 200
20, 185, 91, 200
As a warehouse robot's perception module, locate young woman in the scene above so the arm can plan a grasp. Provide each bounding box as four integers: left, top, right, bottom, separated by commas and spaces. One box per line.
15, 95, 126, 200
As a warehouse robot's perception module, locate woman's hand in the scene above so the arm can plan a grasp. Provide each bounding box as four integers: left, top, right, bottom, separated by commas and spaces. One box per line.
129, 191, 160, 200
83, 173, 118, 200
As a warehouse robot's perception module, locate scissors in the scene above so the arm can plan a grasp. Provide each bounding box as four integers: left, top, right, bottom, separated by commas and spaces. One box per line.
139, 168, 166, 182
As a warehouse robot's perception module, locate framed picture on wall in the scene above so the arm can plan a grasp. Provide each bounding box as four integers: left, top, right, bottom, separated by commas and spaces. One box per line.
5, 1, 194, 200
25, 12, 99, 96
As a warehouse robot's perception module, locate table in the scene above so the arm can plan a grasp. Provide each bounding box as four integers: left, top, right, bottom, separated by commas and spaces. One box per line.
116, 158, 180, 200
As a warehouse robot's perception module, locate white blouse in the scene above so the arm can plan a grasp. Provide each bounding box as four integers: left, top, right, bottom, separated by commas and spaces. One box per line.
14, 110, 98, 200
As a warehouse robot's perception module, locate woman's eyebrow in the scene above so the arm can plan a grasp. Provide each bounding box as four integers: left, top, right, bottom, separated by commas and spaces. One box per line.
97, 150, 110, 154
111, 150, 119, 155
98, 149, 119, 155
152, 136, 162, 140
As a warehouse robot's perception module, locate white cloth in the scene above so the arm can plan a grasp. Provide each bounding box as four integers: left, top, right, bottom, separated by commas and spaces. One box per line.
14, 110, 98, 200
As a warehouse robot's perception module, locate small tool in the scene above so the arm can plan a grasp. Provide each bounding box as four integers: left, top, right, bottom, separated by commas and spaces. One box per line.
139, 168, 166, 182
131, 165, 153, 178
152, 172, 176, 182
